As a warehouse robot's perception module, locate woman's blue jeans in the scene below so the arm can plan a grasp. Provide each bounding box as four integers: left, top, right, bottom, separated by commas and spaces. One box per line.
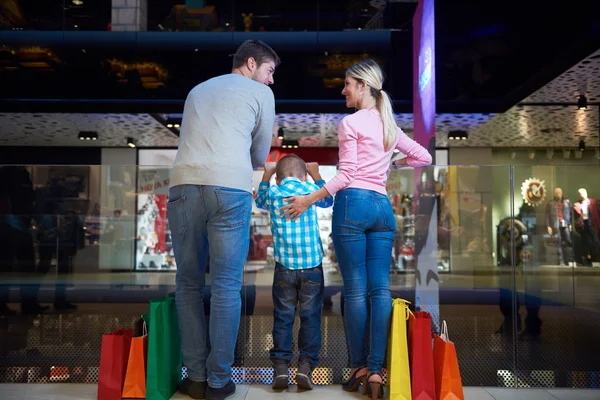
332, 188, 395, 373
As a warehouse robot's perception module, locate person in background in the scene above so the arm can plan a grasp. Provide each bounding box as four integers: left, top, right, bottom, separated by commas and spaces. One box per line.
281, 59, 432, 399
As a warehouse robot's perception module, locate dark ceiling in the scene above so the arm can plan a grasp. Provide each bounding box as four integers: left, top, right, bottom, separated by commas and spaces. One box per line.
1, 0, 599, 113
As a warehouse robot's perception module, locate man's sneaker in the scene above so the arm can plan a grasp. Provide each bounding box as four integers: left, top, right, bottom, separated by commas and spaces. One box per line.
206, 379, 235, 400
296, 358, 313, 390
179, 377, 207, 399
272, 360, 289, 390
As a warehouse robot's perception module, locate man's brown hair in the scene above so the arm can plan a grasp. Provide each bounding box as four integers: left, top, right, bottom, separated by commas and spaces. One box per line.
232, 40, 280, 70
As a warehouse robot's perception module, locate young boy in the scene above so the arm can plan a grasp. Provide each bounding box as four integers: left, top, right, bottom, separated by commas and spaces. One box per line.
255, 155, 333, 391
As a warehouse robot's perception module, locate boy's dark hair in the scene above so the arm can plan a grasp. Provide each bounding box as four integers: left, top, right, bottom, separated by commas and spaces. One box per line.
276, 155, 307, 180
232, 40, 280, 70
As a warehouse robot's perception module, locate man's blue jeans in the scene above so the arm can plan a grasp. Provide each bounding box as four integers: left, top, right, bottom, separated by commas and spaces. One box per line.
168, 184, 252, 389
331, 188, 395, 374
269, 262, 324, 368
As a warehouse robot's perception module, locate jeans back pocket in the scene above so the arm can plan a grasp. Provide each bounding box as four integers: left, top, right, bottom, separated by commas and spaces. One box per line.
215, 188, 252, 229
344, 196, 372, 226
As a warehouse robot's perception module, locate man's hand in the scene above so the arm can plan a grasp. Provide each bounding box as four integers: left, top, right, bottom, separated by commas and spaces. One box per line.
547, 227, 553, 235
306, 162, 322, 180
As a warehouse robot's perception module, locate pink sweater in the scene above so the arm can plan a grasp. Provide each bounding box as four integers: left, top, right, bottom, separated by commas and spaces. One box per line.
324, 109, 432, 196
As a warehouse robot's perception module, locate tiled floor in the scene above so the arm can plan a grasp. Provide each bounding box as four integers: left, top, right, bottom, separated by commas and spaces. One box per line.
0, 384, 598, 400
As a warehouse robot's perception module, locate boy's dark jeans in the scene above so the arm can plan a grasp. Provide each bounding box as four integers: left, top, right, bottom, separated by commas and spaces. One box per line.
270, 262, 324, 369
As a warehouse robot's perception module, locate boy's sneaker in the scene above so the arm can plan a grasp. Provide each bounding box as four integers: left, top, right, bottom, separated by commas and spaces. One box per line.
272, 360, 289, 390
296, 358, 313, 390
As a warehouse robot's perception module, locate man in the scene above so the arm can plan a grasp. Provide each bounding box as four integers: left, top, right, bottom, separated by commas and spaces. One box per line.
545, 187, 574, 266
168, 40, 279, 400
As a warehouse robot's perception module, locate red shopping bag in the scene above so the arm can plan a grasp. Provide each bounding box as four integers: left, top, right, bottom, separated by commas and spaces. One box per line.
433, 321, 464, 400
409, 312, 436, 400
97, 328, 134, 400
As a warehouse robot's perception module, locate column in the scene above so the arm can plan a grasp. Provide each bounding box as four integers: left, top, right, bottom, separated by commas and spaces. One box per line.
111, 0, 147, 31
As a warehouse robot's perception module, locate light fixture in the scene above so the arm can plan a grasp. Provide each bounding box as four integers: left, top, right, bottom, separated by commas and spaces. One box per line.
448, 130, 468, 140
579, 139, 585, 152
578, 95, 587, 110
166, 118, 181, 130
281, 139, 299, 149
277, 127, 284, 140
78, 131, 98, 141
72, 0, 83, 5
393, 149, 400, 153
127, 137, 136, 148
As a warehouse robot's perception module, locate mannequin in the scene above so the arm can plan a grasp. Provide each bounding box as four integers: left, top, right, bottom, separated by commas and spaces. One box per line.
573, 188, 600, 266
545, 188, 574, 266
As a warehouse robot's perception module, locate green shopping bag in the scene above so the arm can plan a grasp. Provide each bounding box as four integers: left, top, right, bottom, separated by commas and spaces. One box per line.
146, 294, 182, 400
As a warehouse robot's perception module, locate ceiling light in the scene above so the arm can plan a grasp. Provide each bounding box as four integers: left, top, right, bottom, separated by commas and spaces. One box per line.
448, 130, 468, 140
174, 124, 180, 128
72, 0, 83, 5
579, 139, 585, 152
277, 127, 284, 140
127, 137, 136, 148
281, 139, 299, 149
167, 124, 173, 128
578, 95, 587, 110
78, 131, 98, 141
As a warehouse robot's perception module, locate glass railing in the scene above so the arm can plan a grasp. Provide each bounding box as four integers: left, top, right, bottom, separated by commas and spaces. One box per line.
0, 164, 599, 389
0, 0, 405, 32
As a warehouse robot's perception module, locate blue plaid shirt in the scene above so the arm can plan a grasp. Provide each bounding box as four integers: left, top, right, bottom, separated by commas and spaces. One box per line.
256, 177, 333, 270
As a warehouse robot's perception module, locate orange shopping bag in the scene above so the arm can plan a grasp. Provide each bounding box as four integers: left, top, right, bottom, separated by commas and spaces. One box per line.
122, 319, 148, 399
433, 321, 464, 400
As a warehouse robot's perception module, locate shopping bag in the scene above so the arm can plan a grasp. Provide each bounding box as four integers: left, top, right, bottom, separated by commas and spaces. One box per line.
387, 298, 412, 400
146, 294, 182, 400
122, 318, 148, 399
97, 328, 133, 400
408, 312, 436, 400
434, 321, 464, 400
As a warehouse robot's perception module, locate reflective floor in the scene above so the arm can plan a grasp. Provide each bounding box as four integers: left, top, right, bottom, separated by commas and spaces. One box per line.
0, 384, 598, 400
2, 265, 600, 388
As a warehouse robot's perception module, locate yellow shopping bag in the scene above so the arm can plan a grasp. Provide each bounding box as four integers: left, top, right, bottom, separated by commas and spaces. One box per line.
387, 298, 412, 400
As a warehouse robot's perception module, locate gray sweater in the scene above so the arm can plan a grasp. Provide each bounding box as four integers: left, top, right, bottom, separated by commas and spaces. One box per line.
170, 73, 275, 193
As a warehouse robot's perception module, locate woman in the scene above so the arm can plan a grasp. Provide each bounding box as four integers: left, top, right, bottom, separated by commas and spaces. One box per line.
281, 59, 431, 399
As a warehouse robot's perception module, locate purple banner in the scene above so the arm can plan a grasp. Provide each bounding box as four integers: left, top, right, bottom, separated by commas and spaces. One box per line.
412, 0, 439, 332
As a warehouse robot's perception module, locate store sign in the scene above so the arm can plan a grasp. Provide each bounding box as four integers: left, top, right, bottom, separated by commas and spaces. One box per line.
139, 169, 170, 195
267, 149, 289, 163
521, 178, 546, 206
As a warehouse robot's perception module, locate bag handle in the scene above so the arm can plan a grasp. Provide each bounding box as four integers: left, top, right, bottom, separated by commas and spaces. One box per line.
393, 298, 414, 320
440, 320, 449, 341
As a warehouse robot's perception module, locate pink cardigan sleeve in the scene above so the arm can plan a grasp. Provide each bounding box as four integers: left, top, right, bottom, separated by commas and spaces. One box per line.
324, 118, 357, 195
395, 128, 433, 167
